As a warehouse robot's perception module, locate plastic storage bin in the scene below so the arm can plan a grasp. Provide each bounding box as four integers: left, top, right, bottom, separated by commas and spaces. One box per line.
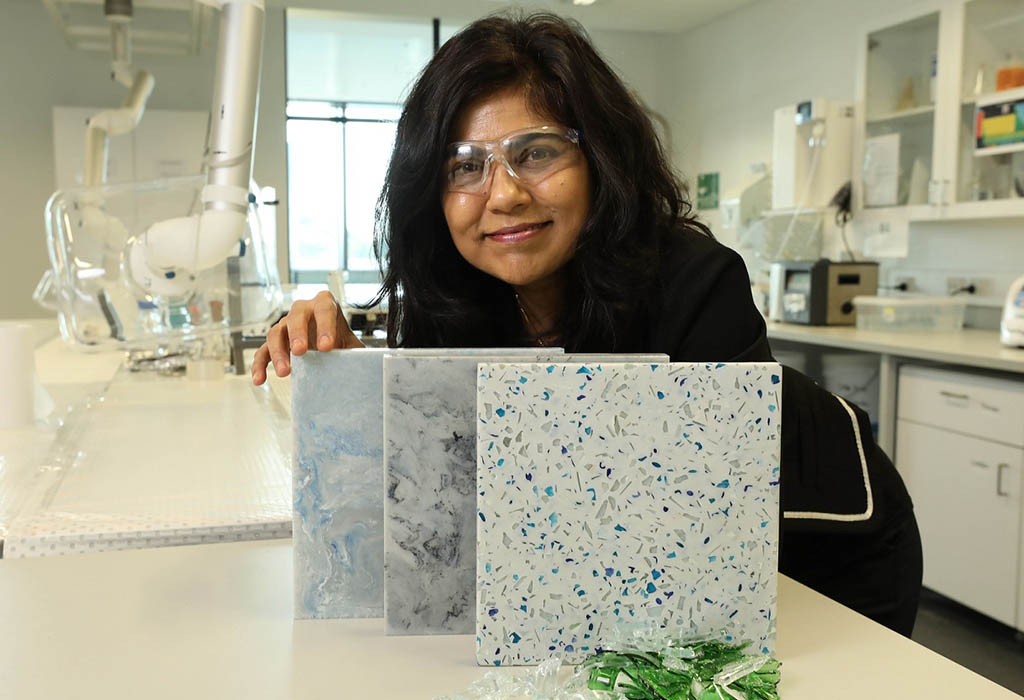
853, 296, 967, 332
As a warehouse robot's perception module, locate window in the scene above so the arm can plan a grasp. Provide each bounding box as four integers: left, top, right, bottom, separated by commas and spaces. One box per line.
285, 11, 442, 288
286, 101, 400, 284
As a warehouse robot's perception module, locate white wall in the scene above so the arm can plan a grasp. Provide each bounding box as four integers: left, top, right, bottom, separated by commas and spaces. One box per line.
589, 28, 663, 111
0, 0, 288, 320
655, 0, 1024, 309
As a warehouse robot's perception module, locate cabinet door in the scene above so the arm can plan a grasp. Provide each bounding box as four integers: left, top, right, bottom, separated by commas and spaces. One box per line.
944, 0, 1024, 213
854, 8, 943, 213
896, 419, 1022, 626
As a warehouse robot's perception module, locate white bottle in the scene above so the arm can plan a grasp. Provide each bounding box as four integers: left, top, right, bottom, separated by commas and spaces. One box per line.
1001, 273, 1024, 348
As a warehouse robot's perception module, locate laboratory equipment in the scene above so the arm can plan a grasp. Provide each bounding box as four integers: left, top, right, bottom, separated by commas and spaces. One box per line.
772, 99, 854, 211
44, 175, 281, 352
751, 99, 855, 298
854, 296, 967, 333
38, 0, 283, 366
1002, 273, 1024, 347
82, 0, 155, 188
770, 259, 879, 325
719, 165, 771, 232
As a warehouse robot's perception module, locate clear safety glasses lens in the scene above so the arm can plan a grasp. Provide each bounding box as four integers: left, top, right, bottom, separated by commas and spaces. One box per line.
444, 128, 580, 194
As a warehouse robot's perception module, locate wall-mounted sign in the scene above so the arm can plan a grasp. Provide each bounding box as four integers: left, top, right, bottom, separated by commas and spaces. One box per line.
697, 172, 719, 210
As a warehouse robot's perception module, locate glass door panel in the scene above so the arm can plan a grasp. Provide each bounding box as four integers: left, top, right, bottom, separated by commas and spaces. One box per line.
957, 0, 1024, 203
863, 13, 941, 208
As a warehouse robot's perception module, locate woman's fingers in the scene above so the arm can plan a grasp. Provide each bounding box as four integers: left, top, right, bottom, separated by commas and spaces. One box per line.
286, 301, 314, 355
267, 319, 293, 377
251, 291, 365, 385
311, 291, 341, 351
251, 342, 271, 385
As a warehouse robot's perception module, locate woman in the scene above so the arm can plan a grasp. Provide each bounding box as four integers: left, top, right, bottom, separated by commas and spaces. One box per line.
253, 12, 922, 636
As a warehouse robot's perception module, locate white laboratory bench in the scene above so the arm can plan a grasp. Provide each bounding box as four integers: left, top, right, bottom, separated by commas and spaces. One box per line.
0, 333, 292, 557
0, 538, 1020, 700
765, 322, 1024, 456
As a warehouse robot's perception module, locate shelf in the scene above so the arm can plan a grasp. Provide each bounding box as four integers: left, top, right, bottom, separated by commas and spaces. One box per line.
976, 85, 1024, 108
761, 206, 832, 219
909, 198, 1024, 222
866, 104, 935, 125
860, 204, 936, 220
974, 142, 1024, 157
962, 86, 1024, 107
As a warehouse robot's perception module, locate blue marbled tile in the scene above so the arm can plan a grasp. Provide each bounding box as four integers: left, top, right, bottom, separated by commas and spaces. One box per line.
384, 354, 665, 636
475, 362, 782, 665
292, 347, 561, 620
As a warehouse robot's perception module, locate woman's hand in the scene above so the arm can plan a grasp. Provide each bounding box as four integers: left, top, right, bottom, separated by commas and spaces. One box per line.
252, 290, 365, 385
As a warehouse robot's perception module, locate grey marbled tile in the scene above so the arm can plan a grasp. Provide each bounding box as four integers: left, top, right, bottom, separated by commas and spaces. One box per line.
293, 347, 559, 620
475, 362, 781, 665
384, 354, 666, 635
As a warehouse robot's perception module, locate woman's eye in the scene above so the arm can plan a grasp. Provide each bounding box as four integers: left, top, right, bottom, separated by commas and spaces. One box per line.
522, 147, 556, 162
451, 161, 483, 177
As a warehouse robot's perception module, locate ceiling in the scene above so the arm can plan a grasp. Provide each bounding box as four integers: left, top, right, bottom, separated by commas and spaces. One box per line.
274, 0, 763, 34
39, 0, 761, 57
40, 0, 208, 56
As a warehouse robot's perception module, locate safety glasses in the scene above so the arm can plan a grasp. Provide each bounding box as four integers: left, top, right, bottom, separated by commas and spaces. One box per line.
443, 125, 582, 195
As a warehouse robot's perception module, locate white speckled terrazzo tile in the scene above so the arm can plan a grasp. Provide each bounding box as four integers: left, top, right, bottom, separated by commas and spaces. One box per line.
293, 347, 559, 620
475, 362, 781, 666
385, 354, 666, 636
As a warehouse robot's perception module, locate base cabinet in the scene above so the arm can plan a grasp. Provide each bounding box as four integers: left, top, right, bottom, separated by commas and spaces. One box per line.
896, 420, 1022, 627
896, 365, 1024, 631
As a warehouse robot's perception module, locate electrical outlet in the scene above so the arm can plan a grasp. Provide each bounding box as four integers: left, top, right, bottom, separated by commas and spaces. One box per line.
946, 277, 991, 296
892, 275, 915, 292
947, 277, 972, 295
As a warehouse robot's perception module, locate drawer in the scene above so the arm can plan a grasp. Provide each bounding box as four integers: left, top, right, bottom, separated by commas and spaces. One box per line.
897, 366, 1024, 447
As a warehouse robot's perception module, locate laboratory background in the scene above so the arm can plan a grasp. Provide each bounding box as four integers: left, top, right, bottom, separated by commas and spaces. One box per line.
1, 0, 1024, 697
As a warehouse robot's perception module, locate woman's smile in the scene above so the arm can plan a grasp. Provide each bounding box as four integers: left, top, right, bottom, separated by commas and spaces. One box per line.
483, 220, 552, 243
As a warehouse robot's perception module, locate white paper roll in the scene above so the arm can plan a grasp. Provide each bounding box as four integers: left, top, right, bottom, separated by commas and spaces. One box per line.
0, 323, 37, 429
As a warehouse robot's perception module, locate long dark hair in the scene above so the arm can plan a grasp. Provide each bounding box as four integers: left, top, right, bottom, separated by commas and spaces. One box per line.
371, 11, 707, 349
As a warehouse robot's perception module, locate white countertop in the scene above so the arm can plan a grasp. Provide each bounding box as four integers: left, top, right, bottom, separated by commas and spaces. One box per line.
0, 337, 292, 556
0, 539, 1018, 700
766, 322, 1024, 374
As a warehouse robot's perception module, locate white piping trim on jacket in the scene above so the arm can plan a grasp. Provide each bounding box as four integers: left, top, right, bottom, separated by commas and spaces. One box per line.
783, 395, 875, 522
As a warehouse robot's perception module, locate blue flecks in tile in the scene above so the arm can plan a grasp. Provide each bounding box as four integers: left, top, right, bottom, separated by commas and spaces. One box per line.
475, 362, 781, 665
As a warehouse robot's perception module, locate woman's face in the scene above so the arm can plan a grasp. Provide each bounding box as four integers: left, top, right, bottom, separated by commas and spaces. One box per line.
441, 89, 591, 290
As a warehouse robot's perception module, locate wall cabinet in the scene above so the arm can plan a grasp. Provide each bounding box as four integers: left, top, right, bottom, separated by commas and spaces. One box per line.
853, 0, 1024, 241
896, 365, 1024, 629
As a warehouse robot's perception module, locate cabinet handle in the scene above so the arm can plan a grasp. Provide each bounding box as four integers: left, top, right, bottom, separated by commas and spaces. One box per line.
939, 390, 969, 401
997, 463, 1009, 497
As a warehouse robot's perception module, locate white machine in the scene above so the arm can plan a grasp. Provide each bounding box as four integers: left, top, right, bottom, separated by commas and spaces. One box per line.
772, 99, 853, 211
129, 0, 266, 298
1002, 273, 1024, 347
39, 0, 282, 370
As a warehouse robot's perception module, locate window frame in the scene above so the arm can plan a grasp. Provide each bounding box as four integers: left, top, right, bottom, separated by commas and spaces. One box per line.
285, 100, 401, 285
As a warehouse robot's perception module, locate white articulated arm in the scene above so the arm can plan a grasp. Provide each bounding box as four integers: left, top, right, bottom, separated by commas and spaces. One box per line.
132, 0, 265, 292
83, 70, 155, 187
82, 0, 156, 188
